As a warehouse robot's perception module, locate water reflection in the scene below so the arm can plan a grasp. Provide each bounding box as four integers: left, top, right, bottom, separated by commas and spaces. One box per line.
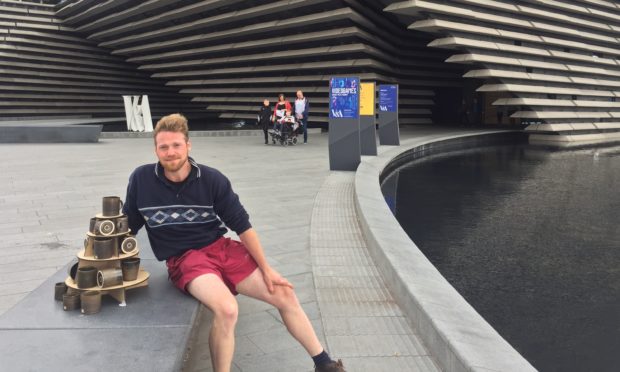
382, 143, 620, 372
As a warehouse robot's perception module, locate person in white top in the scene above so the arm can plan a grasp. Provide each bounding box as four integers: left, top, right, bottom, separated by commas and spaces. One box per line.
294, 90, 310, 144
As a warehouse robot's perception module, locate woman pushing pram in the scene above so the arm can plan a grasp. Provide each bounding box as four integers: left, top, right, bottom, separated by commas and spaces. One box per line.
269, 93, 300, 145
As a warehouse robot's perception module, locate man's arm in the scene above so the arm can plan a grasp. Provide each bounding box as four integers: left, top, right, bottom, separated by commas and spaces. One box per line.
239, 228, 292, 293
123, 169, 145, 234
210, 170, 291, 293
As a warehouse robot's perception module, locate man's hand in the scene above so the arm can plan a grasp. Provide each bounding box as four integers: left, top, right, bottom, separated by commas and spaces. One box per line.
238, 228, 292, 294
261, 266, 293, 294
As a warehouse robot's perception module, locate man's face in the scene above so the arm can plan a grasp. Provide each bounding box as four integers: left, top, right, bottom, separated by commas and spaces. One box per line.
155, 131, 191, 173
296, 91, 303, 99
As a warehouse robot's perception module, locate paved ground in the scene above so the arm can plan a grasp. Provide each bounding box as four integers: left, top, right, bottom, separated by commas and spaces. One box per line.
0, 128, 459, 371
309, 172, 439, 371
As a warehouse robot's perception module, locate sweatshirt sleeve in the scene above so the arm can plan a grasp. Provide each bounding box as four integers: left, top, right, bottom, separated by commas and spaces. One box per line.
123, 169, 145, 234
211, 170, 252, 235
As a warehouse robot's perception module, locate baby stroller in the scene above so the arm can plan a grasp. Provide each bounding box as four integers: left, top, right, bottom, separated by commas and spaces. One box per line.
269, 116, 300, 146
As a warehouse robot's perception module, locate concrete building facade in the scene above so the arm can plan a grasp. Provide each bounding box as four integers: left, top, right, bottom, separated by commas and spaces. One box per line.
2, 0, 620, 143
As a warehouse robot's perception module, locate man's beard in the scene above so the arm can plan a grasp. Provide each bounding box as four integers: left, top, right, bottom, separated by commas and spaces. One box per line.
161, 156, 188, 173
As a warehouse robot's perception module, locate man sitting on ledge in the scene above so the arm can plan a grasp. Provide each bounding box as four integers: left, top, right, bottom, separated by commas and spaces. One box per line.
123, 113, 345, 372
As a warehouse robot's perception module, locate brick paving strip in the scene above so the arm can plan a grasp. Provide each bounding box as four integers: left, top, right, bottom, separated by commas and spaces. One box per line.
310, 172, 440, 371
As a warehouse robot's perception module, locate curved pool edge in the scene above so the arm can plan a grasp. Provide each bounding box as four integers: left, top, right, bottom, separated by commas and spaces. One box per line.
354, 130, 537, 372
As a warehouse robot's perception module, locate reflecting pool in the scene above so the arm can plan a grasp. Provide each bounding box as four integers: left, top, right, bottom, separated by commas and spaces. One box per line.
382, 142, 620, 372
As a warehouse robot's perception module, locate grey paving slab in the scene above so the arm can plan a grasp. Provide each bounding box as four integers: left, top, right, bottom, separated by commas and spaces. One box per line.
322, 316, 415, 336
341, 356, 441, 372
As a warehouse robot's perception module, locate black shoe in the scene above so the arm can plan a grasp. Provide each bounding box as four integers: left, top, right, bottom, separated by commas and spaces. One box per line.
315, 359, 345, 372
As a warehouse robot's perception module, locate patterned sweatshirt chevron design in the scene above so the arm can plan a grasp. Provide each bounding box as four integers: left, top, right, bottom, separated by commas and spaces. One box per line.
123, 158, 251, 261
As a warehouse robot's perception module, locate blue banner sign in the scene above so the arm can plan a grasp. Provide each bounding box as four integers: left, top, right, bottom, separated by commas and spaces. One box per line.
379, 85, 397, 112
329, 77, 359, 119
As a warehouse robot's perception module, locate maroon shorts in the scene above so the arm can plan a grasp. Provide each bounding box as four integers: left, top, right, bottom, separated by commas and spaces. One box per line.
166, 237, 258, 295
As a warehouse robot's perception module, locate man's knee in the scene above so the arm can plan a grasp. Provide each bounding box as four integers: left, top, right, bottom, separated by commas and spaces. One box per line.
213, 301, 239, 326
273, 285, 299, 310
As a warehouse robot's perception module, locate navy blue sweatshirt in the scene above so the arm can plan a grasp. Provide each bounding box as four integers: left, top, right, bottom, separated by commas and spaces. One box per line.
123, 157, 251, 261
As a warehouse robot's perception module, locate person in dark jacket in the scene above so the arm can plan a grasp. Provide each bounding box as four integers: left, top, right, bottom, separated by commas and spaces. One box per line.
258, 99, 271, 144
123, 113, 345, 372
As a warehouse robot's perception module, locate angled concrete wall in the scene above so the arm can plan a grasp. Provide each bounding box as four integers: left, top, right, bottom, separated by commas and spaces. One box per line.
0, 0, 207, 125
7, 0, 620, 138
385, 0, 620, 141
53, 0, 464, 126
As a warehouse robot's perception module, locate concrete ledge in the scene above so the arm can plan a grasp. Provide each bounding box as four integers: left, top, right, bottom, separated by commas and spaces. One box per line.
0, 233, 199, 371
354, 130, 537, 372
0, 123, 102, 143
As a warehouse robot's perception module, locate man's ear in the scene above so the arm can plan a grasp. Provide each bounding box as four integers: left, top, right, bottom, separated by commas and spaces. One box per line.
187, 139, 192, 152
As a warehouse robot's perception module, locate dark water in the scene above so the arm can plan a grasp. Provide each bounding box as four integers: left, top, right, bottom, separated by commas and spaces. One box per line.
382, 143, 620, 372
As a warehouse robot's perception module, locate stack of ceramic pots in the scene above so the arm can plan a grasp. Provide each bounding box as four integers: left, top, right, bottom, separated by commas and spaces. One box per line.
56, 196, 150, 314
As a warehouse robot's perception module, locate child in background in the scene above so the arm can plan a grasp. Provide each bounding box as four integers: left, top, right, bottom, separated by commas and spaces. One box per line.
275, 109, 294, 133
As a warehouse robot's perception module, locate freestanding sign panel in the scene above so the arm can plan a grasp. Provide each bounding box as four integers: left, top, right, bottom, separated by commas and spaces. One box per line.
330, 77, 359, 118
329, 77, 361, 171
359, 82, 377, 156
378, 84, 400, 145
379, 85, 397, 112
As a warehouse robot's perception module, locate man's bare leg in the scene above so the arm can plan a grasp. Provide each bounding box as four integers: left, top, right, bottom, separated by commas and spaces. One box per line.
187, 274, 238, 372
236, 268, 324, 356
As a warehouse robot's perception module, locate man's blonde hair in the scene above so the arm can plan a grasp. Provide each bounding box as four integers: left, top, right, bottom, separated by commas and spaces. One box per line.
154, 113, 189, 144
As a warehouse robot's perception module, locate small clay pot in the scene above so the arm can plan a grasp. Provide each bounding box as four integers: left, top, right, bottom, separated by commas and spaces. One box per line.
94, 219, 115, 236
120, 236, 138, 254
97, 268, 123, 288
80, 291, 101, 315
76, 266, 97, 289
102, 196, 123, 217
54, 282, 67, 301
63, 293, 80, 311
93, 238, 115, 259
121, 258, 140, 281
68, 262, 78, 281
89, 217, 96, 233
83, 236, 94, 256
116, 216, 129, 233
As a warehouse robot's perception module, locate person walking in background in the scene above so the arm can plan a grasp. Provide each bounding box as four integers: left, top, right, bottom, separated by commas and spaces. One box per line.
258, 99, 271, 144
294, 90, 310, 144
